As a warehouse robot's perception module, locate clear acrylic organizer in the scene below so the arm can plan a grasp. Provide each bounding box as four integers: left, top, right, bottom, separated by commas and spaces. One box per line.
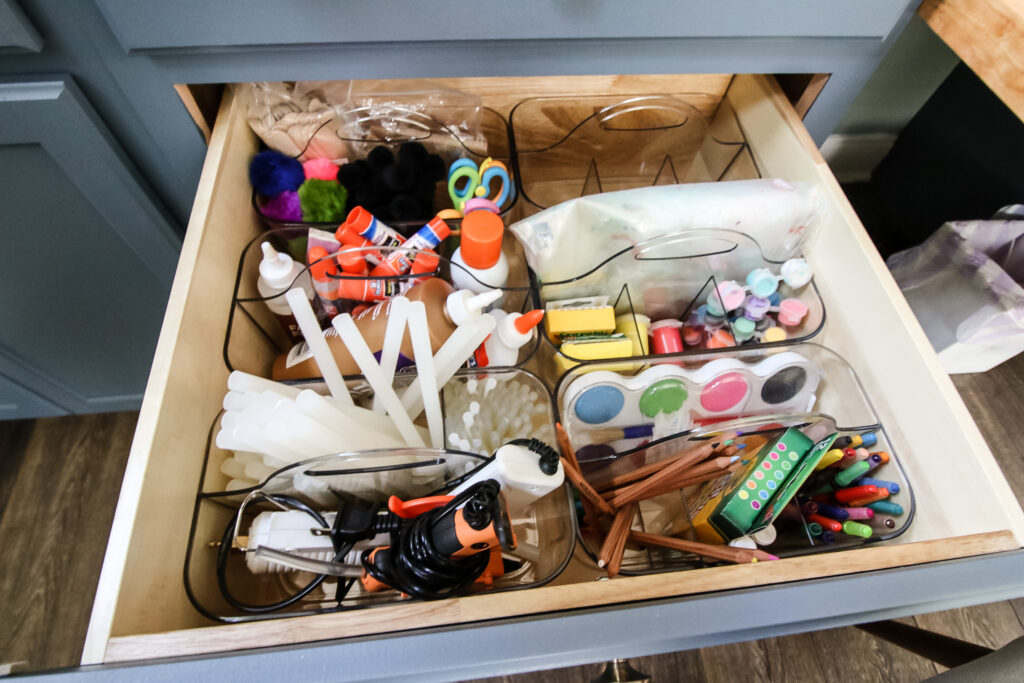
185, 367, 576, 622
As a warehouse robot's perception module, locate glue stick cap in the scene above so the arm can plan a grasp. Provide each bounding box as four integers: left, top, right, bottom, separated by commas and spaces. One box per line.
445, 288, 502, 325
411, 250, 440, 276
336, 227, 374, 250
458, 210, 504, 269
307, 246, 336, 282
343, 206, 375, 237
259, 242, 296, 288
335, 250, 368, 275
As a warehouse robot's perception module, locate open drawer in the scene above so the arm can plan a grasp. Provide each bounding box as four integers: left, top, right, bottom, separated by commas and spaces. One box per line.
83, 74, 1024, 668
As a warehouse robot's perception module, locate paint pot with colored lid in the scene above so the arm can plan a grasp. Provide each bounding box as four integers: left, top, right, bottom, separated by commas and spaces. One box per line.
777, 298, 808, 327
650, 319, 684, 355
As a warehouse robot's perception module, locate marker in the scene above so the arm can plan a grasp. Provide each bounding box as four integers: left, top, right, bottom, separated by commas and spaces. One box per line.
807, 514, 842, 532
801, 501, 819, 517
834, 432, 878, 449
869, 514, 898, 530
862, 453, 884, 475
815, 448, 845, 470
838, 448, 858, 467
815, 503, 850, 521
842, 521, 873, 538
853, 447, 871, 462
820, 530, 837, 545
834, 484, 878, 505
872, 451, 891, 465
843, 506, 874, 520
867, 500, 904, 515
807, 522, 823, 536
847, 489, 890, 506
856, 477, 900, 494
835, 460, 871, 488
585, 424, 655, 443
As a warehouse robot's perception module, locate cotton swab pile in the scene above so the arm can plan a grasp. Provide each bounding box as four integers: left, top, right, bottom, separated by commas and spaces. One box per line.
443, 376, 555, 455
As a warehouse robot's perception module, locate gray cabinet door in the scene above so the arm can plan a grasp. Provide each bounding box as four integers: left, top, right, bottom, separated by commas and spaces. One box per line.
0, 371, 63, 419
0, 77, 181, 415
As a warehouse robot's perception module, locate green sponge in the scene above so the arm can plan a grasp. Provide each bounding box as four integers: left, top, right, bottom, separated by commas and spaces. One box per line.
297, 179, 348, 222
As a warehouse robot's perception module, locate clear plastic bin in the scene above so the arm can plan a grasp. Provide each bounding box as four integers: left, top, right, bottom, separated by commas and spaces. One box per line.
533, 230, 825, 374
511, 94, 758, 215
224, 228, 542, 379
185, 367, 575, 621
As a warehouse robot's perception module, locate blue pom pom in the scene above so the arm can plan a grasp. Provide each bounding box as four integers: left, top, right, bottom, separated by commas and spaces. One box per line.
249, 150, 305, 196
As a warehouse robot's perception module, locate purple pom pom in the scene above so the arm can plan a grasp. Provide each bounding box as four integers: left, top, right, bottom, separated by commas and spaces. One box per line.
249, 150, 305, 196
260, 191, 302, 222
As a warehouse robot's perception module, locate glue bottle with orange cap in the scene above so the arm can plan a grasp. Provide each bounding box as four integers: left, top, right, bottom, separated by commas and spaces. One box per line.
450, 209, 509, 294
472, 309, 545, 367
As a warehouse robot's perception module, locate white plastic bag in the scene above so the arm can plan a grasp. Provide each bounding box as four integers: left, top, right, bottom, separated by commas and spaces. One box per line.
508, 179, 825, 283
887, 206, 1024, 373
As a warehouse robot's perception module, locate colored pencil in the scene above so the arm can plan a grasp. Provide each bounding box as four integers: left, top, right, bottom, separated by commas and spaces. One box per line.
598, 503, 636, 574
560, 456, 616, 518
629, 530, 778, 564
605, 455, 741, 508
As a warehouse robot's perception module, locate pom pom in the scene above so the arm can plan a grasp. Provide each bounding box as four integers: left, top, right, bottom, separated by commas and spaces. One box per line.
366, 146, 395, 171
398, 141, 429, 168
390, 194, 421, 222
337, 161, 369, 189
423, 154, 447, 182
260, 191, 303, 222
413, 176, 437, 205
369, 203, 392, 221
381, 163, 415, 192
249, 150, 305, 196
298, 179, 348, 222
359, 175, 388, 206
303, 158, 340, 181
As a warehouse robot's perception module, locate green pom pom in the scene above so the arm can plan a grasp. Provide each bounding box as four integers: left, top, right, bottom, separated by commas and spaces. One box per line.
297, 179, 348, 222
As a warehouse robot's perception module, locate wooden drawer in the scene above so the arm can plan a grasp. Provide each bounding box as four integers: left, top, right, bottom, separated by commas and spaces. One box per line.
82, 74, 1024, 667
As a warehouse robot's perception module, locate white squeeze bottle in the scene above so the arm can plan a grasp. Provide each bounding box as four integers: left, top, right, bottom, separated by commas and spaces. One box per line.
258, 241, 315, 341
474, 309, 544, 367
450, 209, 509, 294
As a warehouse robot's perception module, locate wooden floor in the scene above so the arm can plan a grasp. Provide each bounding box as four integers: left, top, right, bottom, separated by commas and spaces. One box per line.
1, 357, 1023, 678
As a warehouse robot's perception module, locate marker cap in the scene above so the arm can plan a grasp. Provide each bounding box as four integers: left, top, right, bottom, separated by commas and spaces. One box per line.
459, 210, 504, 269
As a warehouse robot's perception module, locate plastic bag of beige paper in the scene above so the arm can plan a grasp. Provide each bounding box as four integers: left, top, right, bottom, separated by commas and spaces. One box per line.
887, 206, 1024, 374
508, 179, 825, 283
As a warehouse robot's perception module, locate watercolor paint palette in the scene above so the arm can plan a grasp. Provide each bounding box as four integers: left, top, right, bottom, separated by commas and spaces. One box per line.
560, 351, 820, 458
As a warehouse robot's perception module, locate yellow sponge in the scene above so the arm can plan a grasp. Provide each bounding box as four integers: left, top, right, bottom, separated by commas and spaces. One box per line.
545, 306, 616, 340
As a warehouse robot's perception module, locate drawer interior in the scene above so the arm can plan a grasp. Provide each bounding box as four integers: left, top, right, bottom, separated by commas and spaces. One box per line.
84, 73, 1024, 664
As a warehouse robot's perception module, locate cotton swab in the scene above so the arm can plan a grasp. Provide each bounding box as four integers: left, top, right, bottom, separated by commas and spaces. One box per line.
407, 300, 443, 449
331, 313, 425, 447
400, 314, 497, 415
284, 288, 353, 405
373, 296, 410, 413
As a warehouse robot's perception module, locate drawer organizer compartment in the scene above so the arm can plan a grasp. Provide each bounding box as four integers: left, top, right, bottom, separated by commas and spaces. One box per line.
533, 230, 825, 374
186, 368, 574, 622
225, 229, 542, 380
251, 99, 517, 246
511, 93, 758, 215
86, 75, 1024, 666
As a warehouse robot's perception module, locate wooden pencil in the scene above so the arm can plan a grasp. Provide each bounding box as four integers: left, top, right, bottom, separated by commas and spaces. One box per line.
629, 530, 778, 564
595, 434, 738, 492
600, 442, 716, 507
606, 458, 742, 508
560, 456, 617, 518
555, 422, 581, 472
600, 503, 636, 577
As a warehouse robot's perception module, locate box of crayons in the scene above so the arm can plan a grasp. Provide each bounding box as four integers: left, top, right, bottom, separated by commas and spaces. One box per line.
690, 427, 834, 544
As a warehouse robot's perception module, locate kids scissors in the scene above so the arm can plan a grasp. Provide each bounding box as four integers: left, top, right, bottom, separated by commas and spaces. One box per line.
447, 157, 511, 214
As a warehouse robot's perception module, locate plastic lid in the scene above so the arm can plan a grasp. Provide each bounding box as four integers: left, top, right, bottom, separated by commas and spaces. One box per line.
344, 206, 374, 236
335, 250, 368, 275
445, 288, 502, 325
411, 250, 440, 275
762, 326, 787, 343
514, 309, 544, 334
259, 242, 297, 287
459, 210, 504, 269
307, 246, 336, 282
495, 310, 542, 350
649, 319, 683, 331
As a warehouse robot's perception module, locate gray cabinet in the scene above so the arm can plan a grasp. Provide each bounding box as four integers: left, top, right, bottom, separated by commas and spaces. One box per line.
0, 77, 179, 414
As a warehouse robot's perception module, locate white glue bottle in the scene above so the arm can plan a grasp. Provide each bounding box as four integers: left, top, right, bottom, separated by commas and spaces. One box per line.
258, 241, 315, 341
473, 309, 544, 367
450, 209, 509, 294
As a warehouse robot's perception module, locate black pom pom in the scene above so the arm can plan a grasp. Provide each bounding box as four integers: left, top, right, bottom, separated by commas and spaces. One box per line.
366, 146, 395, 171
413, 176, 437, 205
369, 203, 392, 221
381, 163, 415, 192
398, 141, 429, 168
390, 194, 421, 221
337, 161, 368, 189
423, 154, 447, 182
360, 175, 388, 206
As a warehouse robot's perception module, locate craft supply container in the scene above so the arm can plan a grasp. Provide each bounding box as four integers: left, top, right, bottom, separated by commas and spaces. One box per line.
532, 229, 826, 374
252, 104, 518, 255
511, 93, 758, 216
225, 228, 541, 378
186, 367, 575, 622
